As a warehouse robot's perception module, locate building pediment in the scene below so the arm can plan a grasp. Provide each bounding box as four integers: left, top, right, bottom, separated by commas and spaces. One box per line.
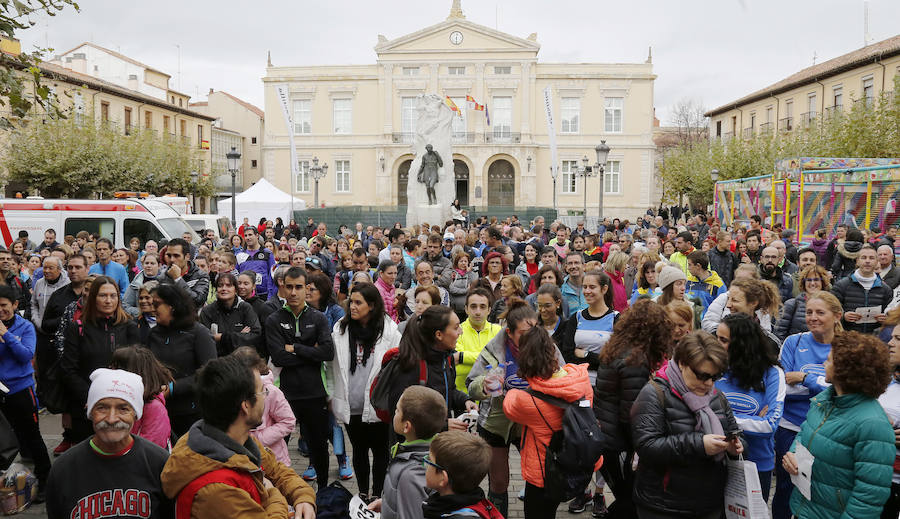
375, 19, 539, 58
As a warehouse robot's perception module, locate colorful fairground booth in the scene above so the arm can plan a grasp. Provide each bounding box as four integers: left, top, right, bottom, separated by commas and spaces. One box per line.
714, 157, 900, 243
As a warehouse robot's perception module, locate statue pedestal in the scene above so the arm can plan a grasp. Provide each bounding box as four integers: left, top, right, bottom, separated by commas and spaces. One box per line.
406, 203, 447, 227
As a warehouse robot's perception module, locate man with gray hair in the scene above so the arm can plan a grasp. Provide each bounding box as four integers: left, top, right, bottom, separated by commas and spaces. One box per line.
770, 240, 798, 275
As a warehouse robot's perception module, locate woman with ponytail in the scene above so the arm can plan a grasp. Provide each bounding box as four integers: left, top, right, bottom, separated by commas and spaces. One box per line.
466, 298, 565, 517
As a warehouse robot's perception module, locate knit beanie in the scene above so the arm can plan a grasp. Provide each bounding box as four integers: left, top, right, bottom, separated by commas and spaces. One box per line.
86, 368, 144, 419
658, 265, 687, 291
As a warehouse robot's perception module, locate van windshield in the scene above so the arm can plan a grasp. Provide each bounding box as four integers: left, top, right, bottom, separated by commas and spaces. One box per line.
158, 217, 200, 242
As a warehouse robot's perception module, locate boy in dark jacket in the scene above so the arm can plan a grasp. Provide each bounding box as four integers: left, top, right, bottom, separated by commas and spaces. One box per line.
422, 430, 501, 519
372, 386, 447, 519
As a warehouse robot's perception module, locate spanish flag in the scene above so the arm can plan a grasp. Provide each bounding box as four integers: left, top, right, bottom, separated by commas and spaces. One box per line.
444, 96, 462, 118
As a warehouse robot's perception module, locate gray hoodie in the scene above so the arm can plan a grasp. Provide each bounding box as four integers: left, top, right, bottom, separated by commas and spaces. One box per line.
381, 440, 430, 519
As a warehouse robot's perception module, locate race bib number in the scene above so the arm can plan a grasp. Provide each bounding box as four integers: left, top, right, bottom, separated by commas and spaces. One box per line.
349, 495, 379, 519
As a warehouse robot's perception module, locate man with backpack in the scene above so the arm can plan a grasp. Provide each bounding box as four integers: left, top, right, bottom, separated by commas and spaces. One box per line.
162, 355, 316, 518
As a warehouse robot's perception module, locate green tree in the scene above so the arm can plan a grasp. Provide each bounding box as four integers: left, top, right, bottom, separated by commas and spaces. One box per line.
659, 75, 900, 206
3, 114, 212, 198
0, 0, 79, 128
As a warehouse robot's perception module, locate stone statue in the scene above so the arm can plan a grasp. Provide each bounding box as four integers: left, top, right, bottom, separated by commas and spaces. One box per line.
417, 144, 443, 205
406, 94, 454, 225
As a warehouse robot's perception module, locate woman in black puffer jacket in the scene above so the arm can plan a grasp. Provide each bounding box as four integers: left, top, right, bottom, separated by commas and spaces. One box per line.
830, 229, 864, 280
774, 265, 830, 341
594, 299, 672, 517
60, 276, 140, 442
147, 284, 216, 437
630, 331, 745, 519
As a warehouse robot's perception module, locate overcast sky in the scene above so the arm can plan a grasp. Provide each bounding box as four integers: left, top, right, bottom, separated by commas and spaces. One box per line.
16, 0, 900, 123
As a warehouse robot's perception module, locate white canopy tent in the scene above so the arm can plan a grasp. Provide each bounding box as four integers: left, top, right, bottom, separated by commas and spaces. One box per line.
217, 178, 307, 226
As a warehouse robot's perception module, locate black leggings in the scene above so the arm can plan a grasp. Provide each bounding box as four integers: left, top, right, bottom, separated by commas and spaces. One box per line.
289, 397, 330, 489
523, 483, 560, 519
0, 387, 51, 483
344, 415, 389, 496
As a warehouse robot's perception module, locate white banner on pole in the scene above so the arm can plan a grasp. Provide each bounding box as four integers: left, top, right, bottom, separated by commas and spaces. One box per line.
275, 84, 299, 200
543, 86, 558, 180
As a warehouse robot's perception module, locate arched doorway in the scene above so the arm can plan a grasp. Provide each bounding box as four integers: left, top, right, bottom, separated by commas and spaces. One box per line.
454, 160, 469, 206
397, 160, 411, 206
488, 159, 515, 207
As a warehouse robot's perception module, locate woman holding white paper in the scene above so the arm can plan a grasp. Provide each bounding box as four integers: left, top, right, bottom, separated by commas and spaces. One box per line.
782, 331, 895, 518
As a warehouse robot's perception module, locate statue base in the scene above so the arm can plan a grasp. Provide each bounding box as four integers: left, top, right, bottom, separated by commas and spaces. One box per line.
406, 203, 447, 228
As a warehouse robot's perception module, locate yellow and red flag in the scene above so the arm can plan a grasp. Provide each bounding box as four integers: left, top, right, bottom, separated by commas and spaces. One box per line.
444, 96, 462, 118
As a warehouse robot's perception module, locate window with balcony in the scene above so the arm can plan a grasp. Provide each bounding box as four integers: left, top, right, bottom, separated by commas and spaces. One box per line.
604, 160, 621, 194
862, 76, 874, 104
560, 97, 580, 134
561, 160, 577, 194
296, 160, 310, 192
494, 66, 511, 75
492, 96, 512, 141
335, 160, 351, 193
293, 100, 311, 134
100, 102, 109, 122
448, 66, 465, 75
333, 98, 352, 134
402, 67, 419, 76
604, 98, 623, 132
832, 85, 843, 110
806, 93, 817, 119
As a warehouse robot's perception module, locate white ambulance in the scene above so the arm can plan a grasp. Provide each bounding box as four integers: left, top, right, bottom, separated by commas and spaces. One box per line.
0, 198, 199, 249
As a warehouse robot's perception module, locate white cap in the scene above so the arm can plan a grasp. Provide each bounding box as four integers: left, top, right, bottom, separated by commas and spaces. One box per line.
86, 368, 144, 420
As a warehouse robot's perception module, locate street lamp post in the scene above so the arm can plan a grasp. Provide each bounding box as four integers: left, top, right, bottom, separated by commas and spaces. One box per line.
595, 141, 610, 221
572, 140, 611, 224
309, 156, 328, 208
226, 146, 241, 227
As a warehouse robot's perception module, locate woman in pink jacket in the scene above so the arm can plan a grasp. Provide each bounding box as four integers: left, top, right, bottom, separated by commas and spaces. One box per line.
109, 346, 173, 449
503, 326, 597, 519
232, 347, 296, 466
374, 260, 399, 323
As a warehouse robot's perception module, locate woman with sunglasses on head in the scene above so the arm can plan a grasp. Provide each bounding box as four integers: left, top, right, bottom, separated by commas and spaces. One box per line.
774, 265, 831, 342
714, 312, 785, 502
631, 330, 744, 519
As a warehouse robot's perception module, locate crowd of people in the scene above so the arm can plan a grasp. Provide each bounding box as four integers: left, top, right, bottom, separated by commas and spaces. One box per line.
0, 208, 898, 519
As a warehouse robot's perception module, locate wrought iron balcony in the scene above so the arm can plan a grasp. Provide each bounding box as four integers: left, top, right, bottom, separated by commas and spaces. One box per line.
778, 117, 793, 131
485, 131, 521, 144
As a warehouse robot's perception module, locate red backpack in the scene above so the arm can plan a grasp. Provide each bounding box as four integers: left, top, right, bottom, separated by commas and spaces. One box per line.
369, 347, 427, 423
453, 499, 506, 519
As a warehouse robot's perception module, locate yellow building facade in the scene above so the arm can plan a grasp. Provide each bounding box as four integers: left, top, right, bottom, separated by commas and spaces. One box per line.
262, 4, 657, 220
706, 34, 900, 139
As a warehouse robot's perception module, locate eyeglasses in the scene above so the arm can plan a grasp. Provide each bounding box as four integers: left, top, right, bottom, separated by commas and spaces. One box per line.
690, 366, 721, 382
422, 454, 445, 472
804, 277, 822, 283
255, 388, 269, 397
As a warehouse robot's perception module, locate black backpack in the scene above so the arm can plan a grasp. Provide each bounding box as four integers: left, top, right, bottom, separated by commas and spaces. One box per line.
315, 481, 353, 519
526, 388, 607, 502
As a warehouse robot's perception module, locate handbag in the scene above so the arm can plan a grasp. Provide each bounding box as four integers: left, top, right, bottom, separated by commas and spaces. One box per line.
724, 455, 770, 519
0, 411, 19, 471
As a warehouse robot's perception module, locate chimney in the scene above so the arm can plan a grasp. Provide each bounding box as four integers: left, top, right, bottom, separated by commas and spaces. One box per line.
71, 53, 87, 74
209, 88, 214, 95
127, 74, 139, 91
0, 37, 21, 56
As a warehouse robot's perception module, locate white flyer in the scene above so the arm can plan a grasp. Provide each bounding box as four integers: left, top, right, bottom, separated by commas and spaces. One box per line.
791, 443, 815, 501
349, 495, 380, 519
854, 305, 883, 324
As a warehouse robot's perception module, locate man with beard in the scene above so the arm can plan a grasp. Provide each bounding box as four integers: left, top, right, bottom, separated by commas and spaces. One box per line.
420, 233, 451, 279
162, 356, 316, 519
759, 246, 794, 303
46, 369, 173, 518
158, 238, 210, 308
744, 230, 763, 265
668, 231, 696, 276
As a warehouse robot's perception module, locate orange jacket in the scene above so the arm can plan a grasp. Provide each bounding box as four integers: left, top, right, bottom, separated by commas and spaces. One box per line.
503, 363, 596, 487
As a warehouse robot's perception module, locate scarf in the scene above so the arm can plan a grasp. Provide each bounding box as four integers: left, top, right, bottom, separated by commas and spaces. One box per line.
665, 361, 724, 457
347, 319, 378, 374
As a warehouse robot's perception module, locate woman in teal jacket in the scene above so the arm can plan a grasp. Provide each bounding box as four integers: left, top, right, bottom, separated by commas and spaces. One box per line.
783, 331, 895, 518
